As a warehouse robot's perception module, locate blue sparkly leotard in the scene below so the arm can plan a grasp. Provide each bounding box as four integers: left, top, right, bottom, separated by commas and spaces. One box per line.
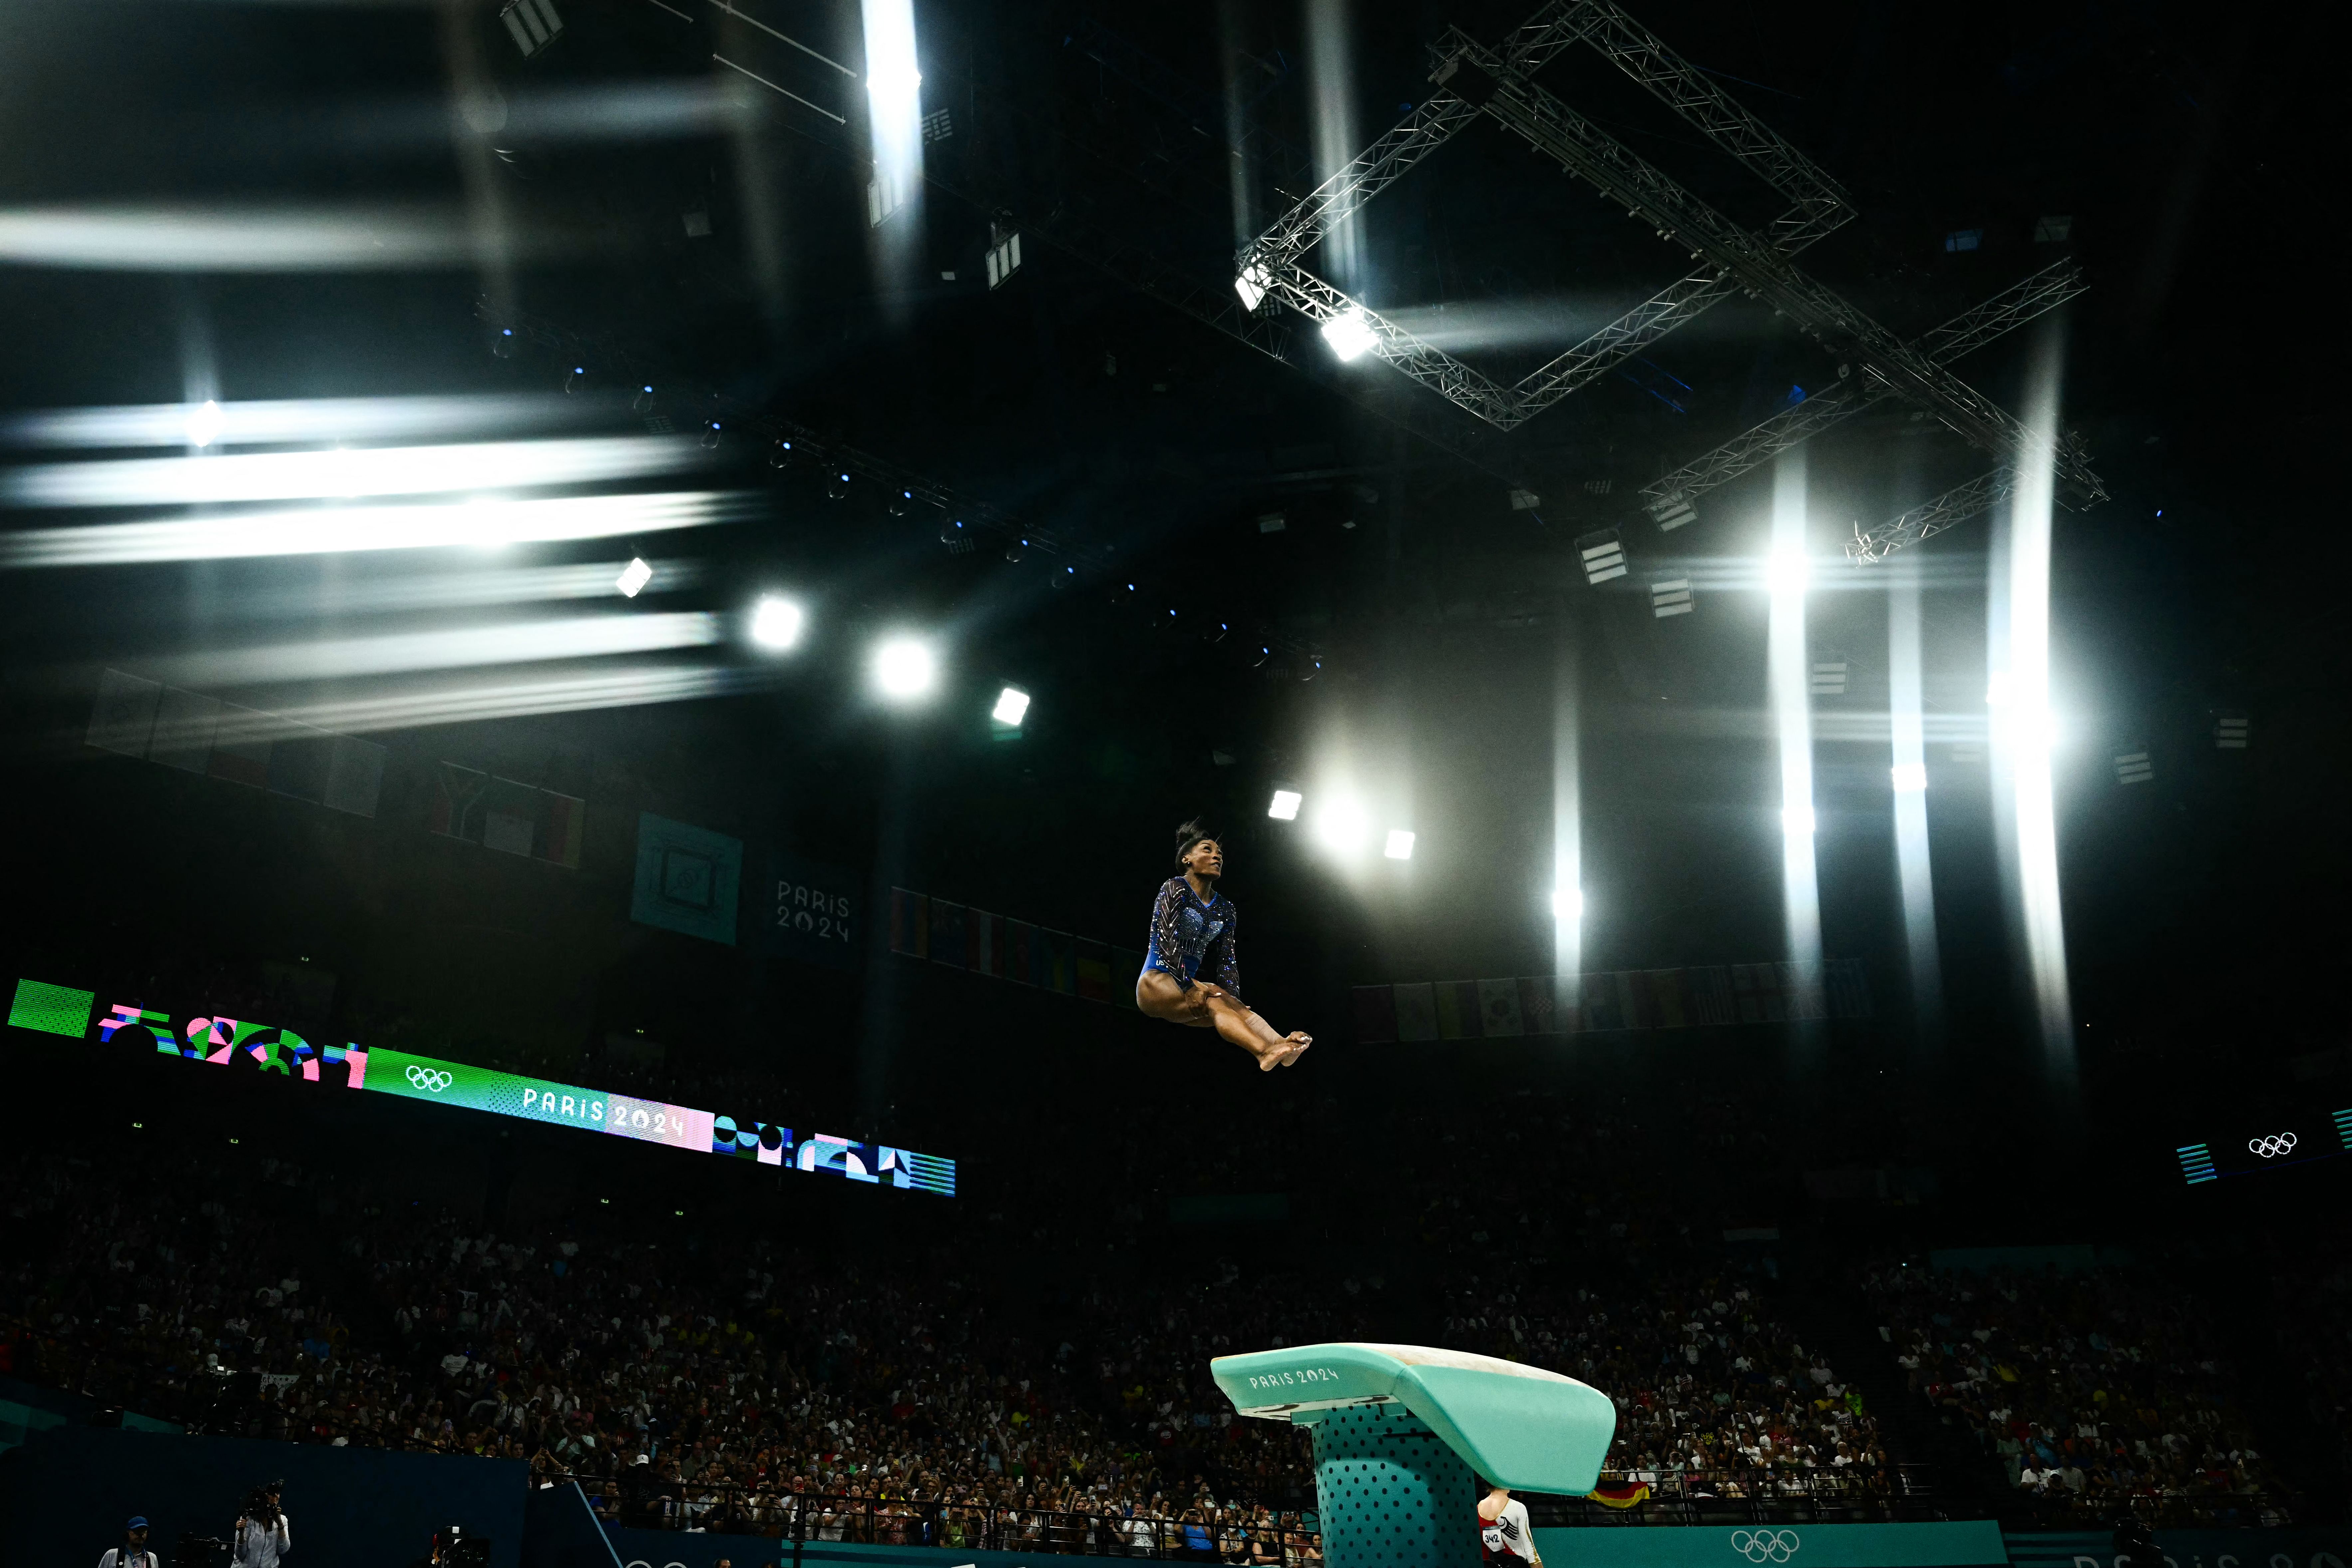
1143, 877, 1240, 995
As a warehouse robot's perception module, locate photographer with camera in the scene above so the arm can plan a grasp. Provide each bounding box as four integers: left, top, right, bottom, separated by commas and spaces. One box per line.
98, 1515, 157, 1568
233, 1483, 290, 1568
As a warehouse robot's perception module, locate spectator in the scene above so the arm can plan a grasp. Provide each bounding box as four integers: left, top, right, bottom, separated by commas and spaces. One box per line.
97, 1516, 155, 1568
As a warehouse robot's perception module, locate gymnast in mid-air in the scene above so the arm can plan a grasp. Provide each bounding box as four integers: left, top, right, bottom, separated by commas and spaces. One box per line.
1135, 819, 1312, 1071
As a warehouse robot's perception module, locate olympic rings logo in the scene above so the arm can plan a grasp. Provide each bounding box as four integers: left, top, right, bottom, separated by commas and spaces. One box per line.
406, 1065, 455, 1093
2249, 1132, 2298, 1159
1731, 1531, 1799, 1563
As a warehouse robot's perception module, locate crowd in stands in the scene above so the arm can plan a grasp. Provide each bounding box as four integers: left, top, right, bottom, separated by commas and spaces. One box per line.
1862, 1259, 2280, 1519
2261, 1236, 2352, 1500
1438, 1272, 1891, 1498
0, 1080, 2308, 1540
0, 1135, 1317, 1550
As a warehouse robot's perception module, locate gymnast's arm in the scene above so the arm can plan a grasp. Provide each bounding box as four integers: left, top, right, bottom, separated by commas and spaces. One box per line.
1148, 880, 1192, 989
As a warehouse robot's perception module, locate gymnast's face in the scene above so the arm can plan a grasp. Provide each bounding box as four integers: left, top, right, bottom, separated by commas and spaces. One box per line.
1182, 839, 1224, 881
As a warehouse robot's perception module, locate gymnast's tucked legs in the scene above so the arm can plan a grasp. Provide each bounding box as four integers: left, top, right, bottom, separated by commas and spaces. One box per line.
1136, 968, 1306, 1071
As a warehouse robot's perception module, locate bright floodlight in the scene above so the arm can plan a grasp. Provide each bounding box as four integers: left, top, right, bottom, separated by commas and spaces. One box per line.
1320, 307, 1377, 363
1782, 804, 1816, 838
1890, 762, 1928, 794
186, 399, 223, 448
873, 636, 936, 700
1384, 829, 1415, 861
1552, 887, 1584, 922
1267, 789, 1302, 821
750, 595, 803, 649
1765, 545, 1809, 597
991, 686, 1030, 726
1312, 796, 1367, 852
616, 557, 653, 598
1234, 260, 1273, 312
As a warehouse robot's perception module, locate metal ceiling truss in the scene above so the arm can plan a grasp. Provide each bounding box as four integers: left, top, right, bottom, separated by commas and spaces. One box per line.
1236, 0, 2103, 558
1851, 469, 2015, 562
1639, 257, 2086, 519
1443, 33, 2104, 513
1235, 0, 1856, 432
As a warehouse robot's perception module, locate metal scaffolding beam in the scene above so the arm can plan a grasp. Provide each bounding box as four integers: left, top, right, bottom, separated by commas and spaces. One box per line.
1233, 0, 1860, 432
1499, 0, 1852, 228
1452, 35, 2104, 503
1640, 258, 2086, 516
1849, 470, 2015, 562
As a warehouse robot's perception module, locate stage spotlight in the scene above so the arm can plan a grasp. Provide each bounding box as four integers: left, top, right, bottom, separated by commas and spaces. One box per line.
827, 472, 850, 500
1649, 577, 1692, 618
2113, 744, 2153, 785
699, 421, 723, 449
1766, 545, 1809, 596
750, 595, 803, 649
185, 399, 223, 449
1648, 491, 1696, 532
1890, 762, 1928, 793
1267, 788, 1301, 821
1320, 307, 1377, 363
888, 489, 910, 517
632, 385, 656, 413
616, 557, 653, 598
1782, 804, 1816, 838
1311, 796, 1368, 853
1384, 829, 1415, 861
1004, 538, 1025, 562
1552, 887, 1584, 922
768, 439, 793, 470
1233, 258, 1273, 312
872, 636, 936, 700
1577, 529, 1627, 585
991, 686, 1030, 727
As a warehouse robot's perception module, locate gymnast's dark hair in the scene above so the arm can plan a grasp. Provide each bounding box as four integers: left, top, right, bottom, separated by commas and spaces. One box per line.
1173, 818, 1218, 866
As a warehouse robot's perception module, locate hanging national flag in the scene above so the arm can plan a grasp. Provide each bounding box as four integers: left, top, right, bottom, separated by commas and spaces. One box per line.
1731, 963, 1785, 1023
1478, 978, 1523, 1037
970, 910, 1004, 977
888, 888, 929, 957
1040, 929, 1076, 995
428, 761, 490, 840
1638, 968, 1690, 1030
209, 702, 276, 789
1006, 918, 1036, 984
1687, 966, 1735, 1027
1075, 938, 1111, 1003
1517, 977, 1556, 1037
1582, 971, 1629, 1032
1392, 982, 1438, 1041
929, 900, 967, 969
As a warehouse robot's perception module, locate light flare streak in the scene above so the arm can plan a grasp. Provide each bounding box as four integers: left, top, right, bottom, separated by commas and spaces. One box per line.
1768, 452, 1822, 971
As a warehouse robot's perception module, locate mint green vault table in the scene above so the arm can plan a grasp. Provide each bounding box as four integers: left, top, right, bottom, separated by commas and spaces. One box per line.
1211, 1344, 1617, 1568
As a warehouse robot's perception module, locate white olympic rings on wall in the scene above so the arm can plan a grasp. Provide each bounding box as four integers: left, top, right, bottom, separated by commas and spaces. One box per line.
406, 1064, 454, 1092
2249, 1132, 2298, 1159
1731, 1530, 1800, 1564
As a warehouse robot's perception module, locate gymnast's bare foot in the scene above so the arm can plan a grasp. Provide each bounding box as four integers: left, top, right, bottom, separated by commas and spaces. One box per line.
1278, 1032, 1312, 1066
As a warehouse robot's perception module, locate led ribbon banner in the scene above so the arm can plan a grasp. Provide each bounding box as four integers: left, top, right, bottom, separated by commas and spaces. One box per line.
9, 977, 953, 1196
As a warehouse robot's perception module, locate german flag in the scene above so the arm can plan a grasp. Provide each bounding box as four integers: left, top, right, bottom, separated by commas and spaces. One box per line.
1585, 1482, 1650, 1510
